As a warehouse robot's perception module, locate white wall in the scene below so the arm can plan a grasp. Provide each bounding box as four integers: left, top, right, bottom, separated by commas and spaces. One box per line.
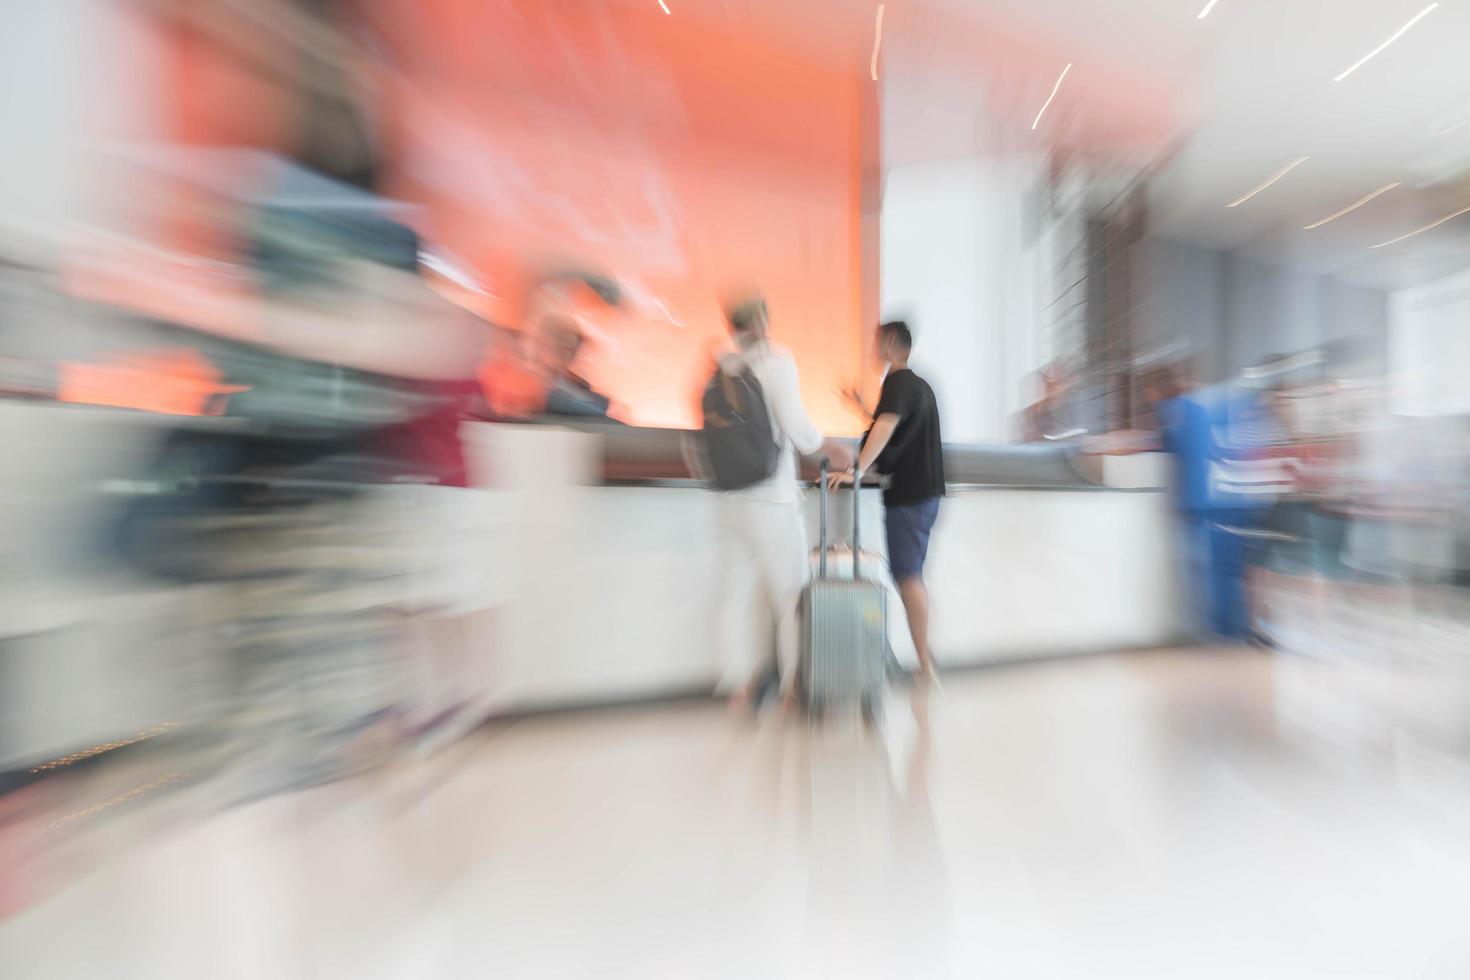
879, 157, 1041, 443
1222, 254, 1325, 373
880, 160, 987, 443
0, 0, 168, 258
1390, 267, 1470, 417
463, 424, 1179, 709
1140, 238, 1226, 378
0, 2, 85, 257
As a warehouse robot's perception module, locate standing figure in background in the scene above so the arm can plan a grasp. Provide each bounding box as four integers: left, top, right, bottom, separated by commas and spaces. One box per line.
101, 0, 488, 794
1017, 360, 1101, 444
535, 317, 615, 420
1156, 360, 1284, 642
1153, 367, 1225, 640
479, 271, 622, 421
702, 296, 852, 712
832, 321, 945, 682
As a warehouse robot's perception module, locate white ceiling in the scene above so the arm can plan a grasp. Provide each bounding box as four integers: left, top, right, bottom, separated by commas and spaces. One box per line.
933, 0, 1470, 289
611, 0, 1470, 288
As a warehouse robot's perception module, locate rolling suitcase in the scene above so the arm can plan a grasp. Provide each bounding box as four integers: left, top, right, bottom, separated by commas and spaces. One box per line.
800, 460, 888, 722
806, 546, 916, 676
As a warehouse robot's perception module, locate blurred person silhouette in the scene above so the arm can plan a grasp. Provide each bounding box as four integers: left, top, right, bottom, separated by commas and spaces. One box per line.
831, 321, 945, 681
479, 271, 622, 420
1138, 363, 1186, 433
1241, 371, 1312, 644
1157, 357, 1289, 642
1298, 345, 1367, 604
1015, 359, 1101, 444
698, 295, 852, 712
1261, 355, 1380, 640
1154, 363, 1228, 640
536, 316, 616, 420
1328, 378, 1412, 614
1144, 363, 1223, 640
102, 0, 487, 795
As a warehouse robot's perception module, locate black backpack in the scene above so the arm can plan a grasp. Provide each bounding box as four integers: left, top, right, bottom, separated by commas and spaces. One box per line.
700, 363, 780, 490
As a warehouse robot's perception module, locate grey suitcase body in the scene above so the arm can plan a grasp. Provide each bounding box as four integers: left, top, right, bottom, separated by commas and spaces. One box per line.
800, 461, 887, 720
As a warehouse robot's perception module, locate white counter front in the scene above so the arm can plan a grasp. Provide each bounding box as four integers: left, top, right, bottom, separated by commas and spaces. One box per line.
463, 424, 1183, 713
1, 409, 1183, 768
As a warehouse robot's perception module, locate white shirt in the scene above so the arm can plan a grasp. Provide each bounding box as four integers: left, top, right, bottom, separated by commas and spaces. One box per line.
722, 341, 823, 506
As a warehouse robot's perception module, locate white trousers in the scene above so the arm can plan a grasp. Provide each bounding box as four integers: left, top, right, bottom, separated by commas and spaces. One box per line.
716, 495, 810, 695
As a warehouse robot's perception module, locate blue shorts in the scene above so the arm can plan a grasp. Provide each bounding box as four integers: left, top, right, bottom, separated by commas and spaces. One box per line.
885, 497, 941, 583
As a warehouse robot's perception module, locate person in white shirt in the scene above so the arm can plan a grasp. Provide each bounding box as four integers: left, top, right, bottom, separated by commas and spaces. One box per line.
716, 297, 852, 711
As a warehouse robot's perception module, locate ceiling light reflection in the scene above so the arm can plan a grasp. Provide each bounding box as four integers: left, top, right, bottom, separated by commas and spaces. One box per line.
1302, 182, 1401, 229
870, 5, 885, 82
1334, 3, 1438, 82
1371, 204, 1470, 248
1031, 63, 1072, 131
1226, 157, 1309, 208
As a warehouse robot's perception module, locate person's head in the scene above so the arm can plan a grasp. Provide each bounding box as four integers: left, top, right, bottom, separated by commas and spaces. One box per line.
531, 315, 584, 379
875, 319, 912, 367
1141, 364, 1182, 407
725, 296, 769, 349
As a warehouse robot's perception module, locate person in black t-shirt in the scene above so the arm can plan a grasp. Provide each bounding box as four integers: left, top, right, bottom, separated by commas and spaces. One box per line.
830, 320, 945, 680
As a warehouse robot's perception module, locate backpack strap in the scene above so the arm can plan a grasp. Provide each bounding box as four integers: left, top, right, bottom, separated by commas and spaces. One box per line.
719, 372, 745, 416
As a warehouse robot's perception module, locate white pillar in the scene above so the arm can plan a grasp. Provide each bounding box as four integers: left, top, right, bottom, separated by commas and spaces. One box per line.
878, 156, 1043, 443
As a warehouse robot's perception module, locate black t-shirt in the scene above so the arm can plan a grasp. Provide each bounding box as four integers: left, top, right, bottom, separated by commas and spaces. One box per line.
867, 368, 945, 507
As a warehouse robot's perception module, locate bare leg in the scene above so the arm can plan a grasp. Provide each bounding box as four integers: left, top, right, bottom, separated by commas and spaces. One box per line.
897, 576, 933, 676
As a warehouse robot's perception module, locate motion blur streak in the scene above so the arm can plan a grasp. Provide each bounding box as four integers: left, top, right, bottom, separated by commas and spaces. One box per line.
1333, 2, 1439, 82
1370, 203, 1470, 247
1302, 182, 1401, 230
870, 4, 885, 82
3, 1, 1470, 977
1031, 62, 1073, 131
1226, 156, 1310, 208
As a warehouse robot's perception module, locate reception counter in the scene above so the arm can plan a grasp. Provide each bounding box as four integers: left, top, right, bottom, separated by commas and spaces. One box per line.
462, 422, 1182, 714
2, 406, 1182, 768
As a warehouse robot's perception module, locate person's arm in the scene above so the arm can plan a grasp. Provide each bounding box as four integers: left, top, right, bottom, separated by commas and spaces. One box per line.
839, 383, 875, 422
768, 356, 852, 469
828, 413, 899, 487
831, 374, 916, 486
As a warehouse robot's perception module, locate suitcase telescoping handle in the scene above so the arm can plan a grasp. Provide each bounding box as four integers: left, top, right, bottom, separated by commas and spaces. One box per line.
818, 456, 830, 579
816, 456, 867, 582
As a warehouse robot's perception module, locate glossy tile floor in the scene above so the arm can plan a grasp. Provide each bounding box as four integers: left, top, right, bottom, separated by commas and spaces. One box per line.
8, 647, 1470, 979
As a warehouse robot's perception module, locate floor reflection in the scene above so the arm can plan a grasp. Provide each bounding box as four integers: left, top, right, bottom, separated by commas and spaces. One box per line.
9, 649, 1470, 978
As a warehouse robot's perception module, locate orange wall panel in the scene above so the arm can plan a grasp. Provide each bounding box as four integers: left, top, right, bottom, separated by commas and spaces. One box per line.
125, 0, 871, 432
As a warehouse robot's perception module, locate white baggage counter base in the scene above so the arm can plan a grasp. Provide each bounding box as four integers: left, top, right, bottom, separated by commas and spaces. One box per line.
466, 424, 1182, 714
1, 407, 1182, 769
